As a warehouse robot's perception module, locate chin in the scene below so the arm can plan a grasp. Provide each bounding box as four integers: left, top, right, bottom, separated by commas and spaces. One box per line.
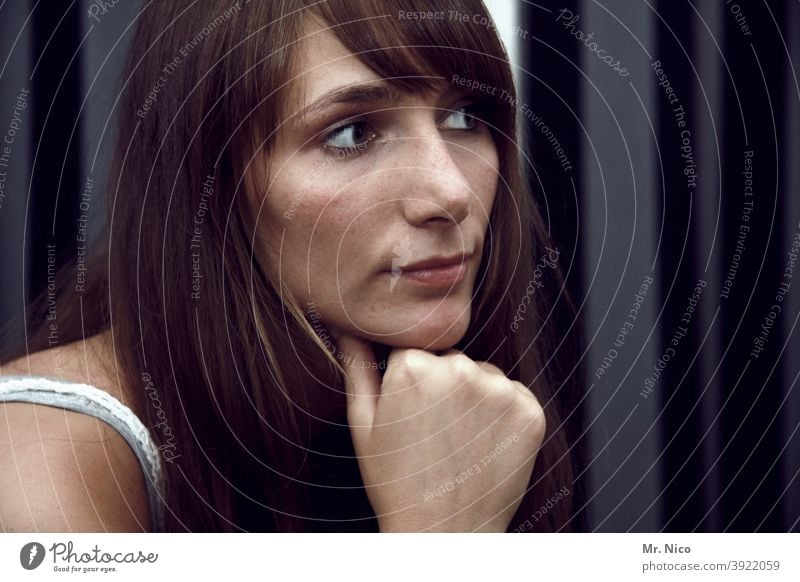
362, 307, 472, 352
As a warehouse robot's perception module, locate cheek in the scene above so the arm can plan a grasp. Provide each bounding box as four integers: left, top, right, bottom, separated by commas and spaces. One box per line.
262, 174, 375, 303
475, 171, 498, 223
469, 176, 499, 243
456, 135, 500, 221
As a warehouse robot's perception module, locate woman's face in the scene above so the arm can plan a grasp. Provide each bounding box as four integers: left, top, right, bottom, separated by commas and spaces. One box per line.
255, 18, 499, 351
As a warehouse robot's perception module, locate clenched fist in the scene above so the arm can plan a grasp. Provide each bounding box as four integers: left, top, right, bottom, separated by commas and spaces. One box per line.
333, 329, 547, 532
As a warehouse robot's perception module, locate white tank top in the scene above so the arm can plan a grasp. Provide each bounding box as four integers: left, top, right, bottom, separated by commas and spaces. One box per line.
0, 375, 165, 531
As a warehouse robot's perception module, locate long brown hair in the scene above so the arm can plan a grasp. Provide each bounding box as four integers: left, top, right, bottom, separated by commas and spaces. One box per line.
2, 0, 581, 532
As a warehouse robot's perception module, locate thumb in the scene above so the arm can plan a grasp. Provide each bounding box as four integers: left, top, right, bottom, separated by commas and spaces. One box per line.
329, 325, 381, 429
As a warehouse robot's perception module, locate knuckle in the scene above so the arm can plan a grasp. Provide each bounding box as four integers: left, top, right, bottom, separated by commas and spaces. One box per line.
478, 361, 504, 376
449, 353, 478, 383
395, 349, 429, 380
521, 400, 547, 441
513, 381, 537, 402
479, 376, 519, 409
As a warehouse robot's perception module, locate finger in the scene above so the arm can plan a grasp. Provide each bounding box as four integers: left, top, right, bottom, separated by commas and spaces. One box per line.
476, 361, 505, 376
330, 325, 381, 428
511, 379, 540, 403
438, 349, 506, 377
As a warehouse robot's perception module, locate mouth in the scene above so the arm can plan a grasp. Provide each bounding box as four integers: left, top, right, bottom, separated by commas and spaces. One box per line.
390, 253, 472, 289
402, 253, 469, 271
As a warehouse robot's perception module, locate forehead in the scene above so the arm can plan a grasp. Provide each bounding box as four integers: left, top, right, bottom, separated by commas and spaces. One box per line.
290, 16, 381, 109
288, 15, 449, 114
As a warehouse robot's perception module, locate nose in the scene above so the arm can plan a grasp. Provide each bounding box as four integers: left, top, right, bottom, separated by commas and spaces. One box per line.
399, 135, 473, 227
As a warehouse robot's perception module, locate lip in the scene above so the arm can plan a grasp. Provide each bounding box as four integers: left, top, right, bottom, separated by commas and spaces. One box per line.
402, 253, 469, 271
394, 253, 471, 289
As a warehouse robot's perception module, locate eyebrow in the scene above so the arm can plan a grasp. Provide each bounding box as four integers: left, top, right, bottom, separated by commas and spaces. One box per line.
295, 79, 446, 124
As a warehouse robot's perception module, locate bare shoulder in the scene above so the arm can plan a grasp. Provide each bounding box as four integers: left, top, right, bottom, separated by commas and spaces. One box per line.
0, 330, 140, 415
0, 332, 152, 532
0, 401, 152, 532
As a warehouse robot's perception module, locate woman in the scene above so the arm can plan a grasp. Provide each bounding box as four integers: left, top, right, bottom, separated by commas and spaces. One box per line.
0, 0, 581, 532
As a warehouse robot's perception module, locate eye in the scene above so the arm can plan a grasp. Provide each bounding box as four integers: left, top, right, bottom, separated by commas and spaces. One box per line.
322, 120, 377, 157
441, 104, 484, 131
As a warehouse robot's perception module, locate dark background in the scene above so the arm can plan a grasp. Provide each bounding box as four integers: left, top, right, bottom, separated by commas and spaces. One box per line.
0, 1, 798, 531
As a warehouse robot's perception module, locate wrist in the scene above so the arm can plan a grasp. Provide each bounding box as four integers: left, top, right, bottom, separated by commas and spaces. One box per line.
377, 512, 508, 533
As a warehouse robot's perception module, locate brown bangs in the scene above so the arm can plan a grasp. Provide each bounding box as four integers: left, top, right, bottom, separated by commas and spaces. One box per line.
306, 0, 514, 112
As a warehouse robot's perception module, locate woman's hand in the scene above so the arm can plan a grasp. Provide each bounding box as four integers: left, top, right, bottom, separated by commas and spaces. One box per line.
332, 329, 547, 532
